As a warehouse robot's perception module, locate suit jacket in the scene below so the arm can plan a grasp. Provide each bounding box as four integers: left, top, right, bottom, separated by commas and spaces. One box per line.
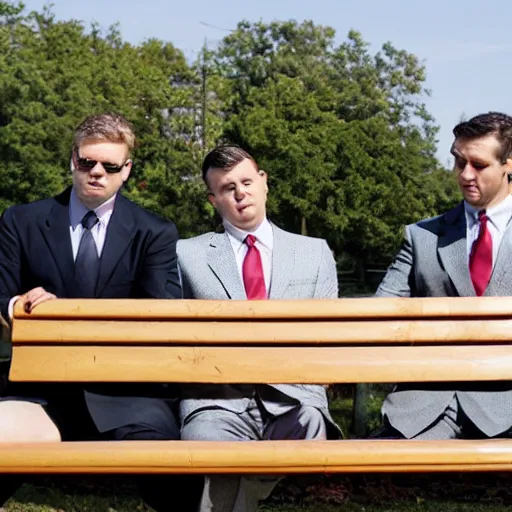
376, 202, 512, 438
0, 187, 181, 432
177, 223, 341, 437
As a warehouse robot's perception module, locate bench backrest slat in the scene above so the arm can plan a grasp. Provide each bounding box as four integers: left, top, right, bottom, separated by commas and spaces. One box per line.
9, 298, 512, 385
12, 297, 512, 320
11, 318, 512, 344
9, 345, 512, 383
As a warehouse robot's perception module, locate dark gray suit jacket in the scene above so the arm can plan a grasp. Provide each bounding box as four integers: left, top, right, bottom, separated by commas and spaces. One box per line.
377, 202, 512, 438
177, 224, 341, 437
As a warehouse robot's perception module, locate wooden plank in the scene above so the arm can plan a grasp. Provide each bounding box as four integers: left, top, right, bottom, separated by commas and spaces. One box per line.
13, 297, 512, 321
10, 345, 512, 383
0, 440, 512, 473
11, 318, 512, 344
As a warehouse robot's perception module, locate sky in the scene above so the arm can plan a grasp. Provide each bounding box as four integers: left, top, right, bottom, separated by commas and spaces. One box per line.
20, 0, 512, 167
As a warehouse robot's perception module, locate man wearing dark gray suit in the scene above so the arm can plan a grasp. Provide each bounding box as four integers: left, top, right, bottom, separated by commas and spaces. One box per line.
177, 145, 341, 512
376, 111, 512, 440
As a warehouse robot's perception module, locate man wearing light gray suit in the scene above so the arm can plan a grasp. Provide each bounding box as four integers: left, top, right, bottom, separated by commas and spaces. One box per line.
177, 145, 341, 512
376, 111, 512, 440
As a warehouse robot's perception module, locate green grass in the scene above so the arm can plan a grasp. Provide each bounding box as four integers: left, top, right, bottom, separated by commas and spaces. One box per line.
7, 484, 512, 512
328, 385, 387, 436
262, 505, 512, 512
4, 479, 151, 512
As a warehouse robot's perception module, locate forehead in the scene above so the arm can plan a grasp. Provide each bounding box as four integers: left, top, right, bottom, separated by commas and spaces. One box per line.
207, 158, 259, 187
452, 134, 501, 161
78, 140, 129, 160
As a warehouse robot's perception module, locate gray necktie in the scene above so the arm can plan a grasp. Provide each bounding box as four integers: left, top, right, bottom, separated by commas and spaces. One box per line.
75, 211, 100, 297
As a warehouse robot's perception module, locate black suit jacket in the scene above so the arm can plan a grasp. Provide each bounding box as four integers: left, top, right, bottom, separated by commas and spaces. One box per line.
0, 187, 181, 432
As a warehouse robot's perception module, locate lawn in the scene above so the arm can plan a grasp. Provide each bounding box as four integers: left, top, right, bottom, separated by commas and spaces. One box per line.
7, 477, 512, 512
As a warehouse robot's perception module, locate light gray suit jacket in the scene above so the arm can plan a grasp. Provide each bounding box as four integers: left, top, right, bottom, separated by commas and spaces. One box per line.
177, 223, 341, 437
377, 202, 512, 438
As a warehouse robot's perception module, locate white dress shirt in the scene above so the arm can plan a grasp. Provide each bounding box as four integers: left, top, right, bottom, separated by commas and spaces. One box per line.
465, 194, 512, 267
69, 188, 116, 259
224, 218, 273, 293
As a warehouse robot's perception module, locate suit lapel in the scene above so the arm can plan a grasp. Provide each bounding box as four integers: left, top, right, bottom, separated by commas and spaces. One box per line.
485, 220, 512, 296
269, 224, 294, 299
95, 194, 135, 296
38, 188, 78, 296
437, 203, 475, 297
207, 232, 246, 299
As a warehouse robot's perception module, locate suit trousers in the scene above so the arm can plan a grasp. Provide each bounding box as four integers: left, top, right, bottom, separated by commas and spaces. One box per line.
181, 394, 327, 512
0, 393, 202, 511
113, 424, 203, 512
376, 396, 512, 440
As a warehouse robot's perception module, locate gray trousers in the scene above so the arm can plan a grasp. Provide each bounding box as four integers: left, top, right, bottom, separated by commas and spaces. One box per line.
385, 395, 512, 440
181, 396, 327, 512
411, 396, 461, 440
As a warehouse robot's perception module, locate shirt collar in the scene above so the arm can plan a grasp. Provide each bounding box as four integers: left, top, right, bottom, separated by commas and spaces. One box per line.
223, 218, 274, 251
69, 188, 117, 230
464, 194, 512, 232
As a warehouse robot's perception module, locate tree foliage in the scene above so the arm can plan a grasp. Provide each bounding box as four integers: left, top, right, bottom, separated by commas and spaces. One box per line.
0, 2, 460, 269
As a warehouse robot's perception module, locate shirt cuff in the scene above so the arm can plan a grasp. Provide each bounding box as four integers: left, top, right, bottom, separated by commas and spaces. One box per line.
8, 296, 20, 320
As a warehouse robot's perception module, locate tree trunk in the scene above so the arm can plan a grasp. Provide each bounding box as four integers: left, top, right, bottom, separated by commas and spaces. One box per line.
301, 216, 307, 236
352, 384, 370, 437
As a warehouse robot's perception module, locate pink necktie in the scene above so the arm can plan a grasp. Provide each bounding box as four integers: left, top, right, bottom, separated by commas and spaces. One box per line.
242, 235, 266, 299
469, 210, 492, 296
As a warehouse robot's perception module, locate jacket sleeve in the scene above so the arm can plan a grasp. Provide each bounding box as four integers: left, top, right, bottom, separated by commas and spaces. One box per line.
0, 207, 22, 325
375, 225, 415, 298
313, 239, 339, 299
137, 220, 182, 299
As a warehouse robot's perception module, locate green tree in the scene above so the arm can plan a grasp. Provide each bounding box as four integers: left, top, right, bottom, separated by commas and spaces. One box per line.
212, 20, 459, 267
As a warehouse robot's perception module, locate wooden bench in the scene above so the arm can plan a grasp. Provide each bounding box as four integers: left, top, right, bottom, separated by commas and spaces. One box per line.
2, 296, 512, 474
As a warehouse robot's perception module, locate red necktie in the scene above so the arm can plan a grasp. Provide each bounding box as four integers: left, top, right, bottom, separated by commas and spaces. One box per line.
469, 210, 493, 296
242, 235, 267, 299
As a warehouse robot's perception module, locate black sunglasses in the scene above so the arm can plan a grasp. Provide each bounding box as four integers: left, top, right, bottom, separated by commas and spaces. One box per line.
74, 149, 131, 174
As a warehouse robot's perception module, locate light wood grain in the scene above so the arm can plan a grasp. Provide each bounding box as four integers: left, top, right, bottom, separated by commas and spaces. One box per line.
12, 297, 512, 320
0, 440, 511, 473
11, 318, 512, 344
10, 345, 512, 383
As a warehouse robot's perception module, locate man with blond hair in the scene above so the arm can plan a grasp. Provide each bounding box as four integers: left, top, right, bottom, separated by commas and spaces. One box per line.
0, 112, 201, 510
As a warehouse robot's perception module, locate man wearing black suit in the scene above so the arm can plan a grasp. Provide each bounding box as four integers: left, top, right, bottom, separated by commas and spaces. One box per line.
0, 112, 201, 511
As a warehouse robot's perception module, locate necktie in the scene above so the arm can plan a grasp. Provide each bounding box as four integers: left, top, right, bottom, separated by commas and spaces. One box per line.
75, 211, 100, 298
242, 235, 267, 299
469, 210, 493, 296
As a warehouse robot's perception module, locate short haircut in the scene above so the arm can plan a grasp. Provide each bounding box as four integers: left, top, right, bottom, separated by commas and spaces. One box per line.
201, 145, 257, 183
73, 112, 136, 154
453, 112, 512, 163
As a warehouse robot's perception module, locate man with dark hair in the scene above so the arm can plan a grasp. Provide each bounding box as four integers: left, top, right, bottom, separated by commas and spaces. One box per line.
0, 112, 201, 510
376, 111, 512, 440
177, 145, 341, 512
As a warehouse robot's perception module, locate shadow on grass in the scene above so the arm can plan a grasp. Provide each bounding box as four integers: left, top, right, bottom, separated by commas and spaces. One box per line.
7, 476, 150, 512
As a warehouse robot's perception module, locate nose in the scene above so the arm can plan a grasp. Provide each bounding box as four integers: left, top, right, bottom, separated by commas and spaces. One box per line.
459, 163, 475, 181
90, 163, 105, 176
234, 185, 246, 201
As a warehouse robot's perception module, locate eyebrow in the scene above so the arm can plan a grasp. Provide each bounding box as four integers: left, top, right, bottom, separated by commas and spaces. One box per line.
220, 182, 236, 191
450, 147, 462, 158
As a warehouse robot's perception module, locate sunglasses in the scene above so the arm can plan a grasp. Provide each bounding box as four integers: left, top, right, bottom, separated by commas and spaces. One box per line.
74, 149, 131, 174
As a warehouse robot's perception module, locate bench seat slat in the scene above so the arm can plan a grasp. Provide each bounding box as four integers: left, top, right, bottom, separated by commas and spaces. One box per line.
13, 297, 512, 320
0, 440, 511, 474
10, 345, 512, 383
12, 319, 512, 344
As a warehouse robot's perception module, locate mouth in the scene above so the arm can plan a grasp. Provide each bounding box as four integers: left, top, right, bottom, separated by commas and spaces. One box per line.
463, 185, 479, 194
88, 182, 104, 189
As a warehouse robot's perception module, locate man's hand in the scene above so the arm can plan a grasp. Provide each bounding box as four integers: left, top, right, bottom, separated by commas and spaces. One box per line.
18, 287, 57, 313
